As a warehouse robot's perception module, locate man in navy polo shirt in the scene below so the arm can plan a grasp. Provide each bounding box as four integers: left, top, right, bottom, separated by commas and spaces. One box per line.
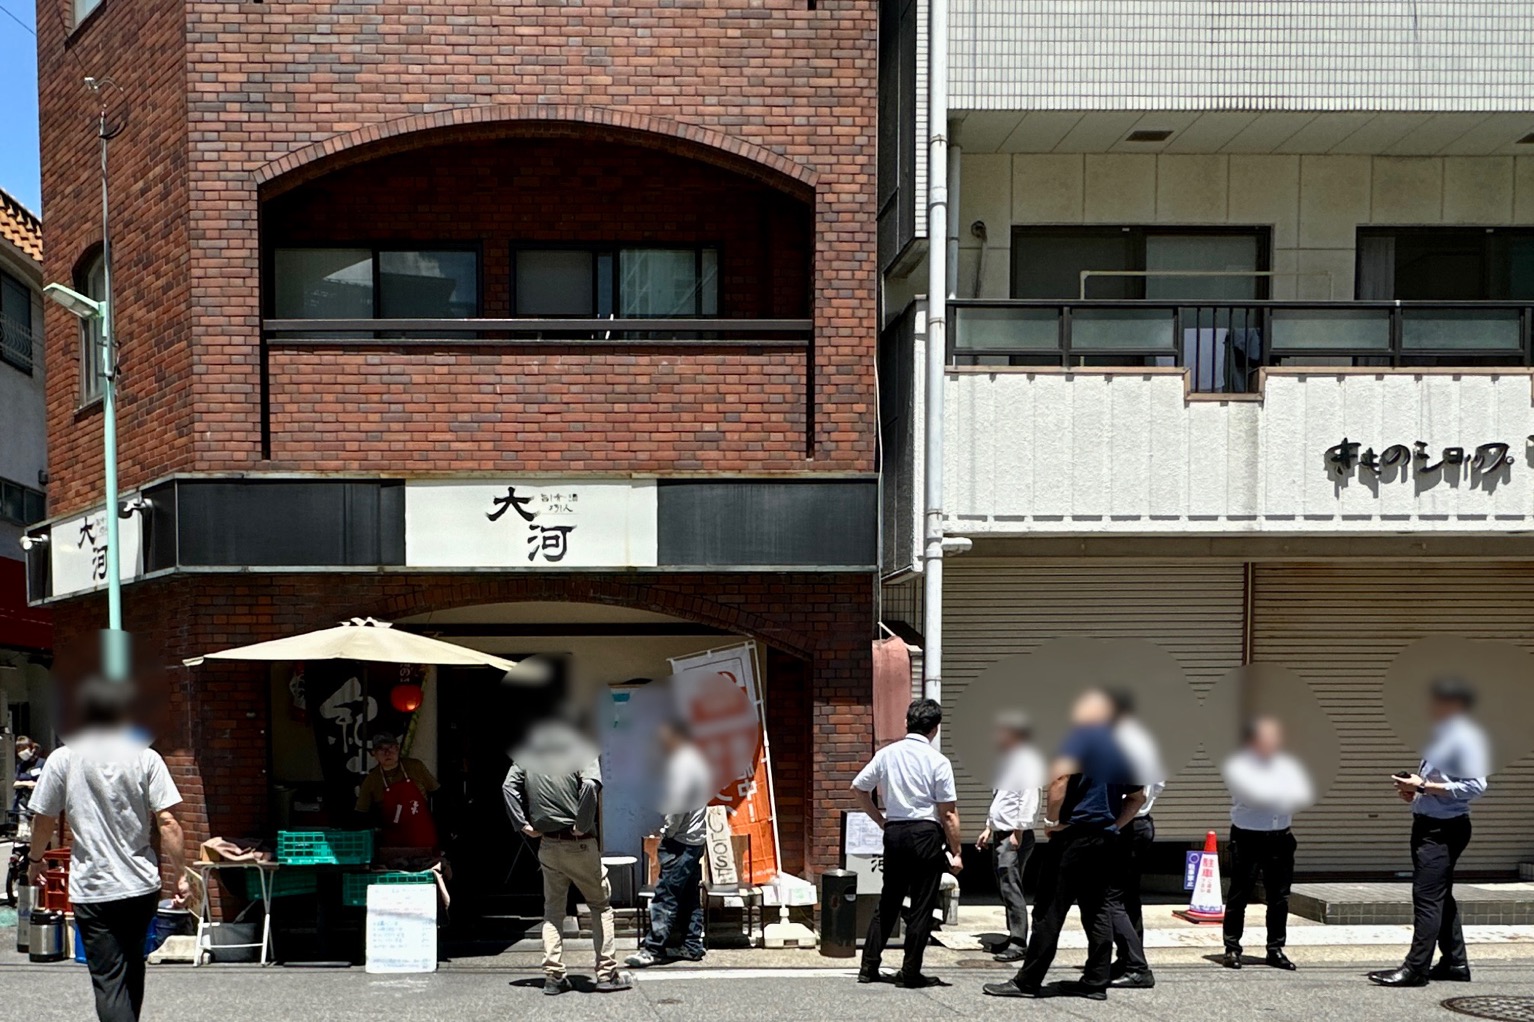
983, 688, 1144, 1001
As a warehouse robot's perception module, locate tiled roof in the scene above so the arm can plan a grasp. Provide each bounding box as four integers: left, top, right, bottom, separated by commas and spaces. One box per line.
0, 188, 42, 266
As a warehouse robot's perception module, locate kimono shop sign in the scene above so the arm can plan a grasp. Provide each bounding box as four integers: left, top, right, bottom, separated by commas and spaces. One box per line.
49, 502, 144, 599
1324, 437, 1519, 489
404, 480, 659, 568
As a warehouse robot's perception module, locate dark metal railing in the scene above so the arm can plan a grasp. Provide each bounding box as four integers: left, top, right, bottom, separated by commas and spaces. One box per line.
258, 316, 816, 459
948, 300, 1534, 394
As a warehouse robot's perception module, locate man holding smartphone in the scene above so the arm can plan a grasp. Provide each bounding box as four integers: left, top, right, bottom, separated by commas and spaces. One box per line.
1369, 678, 1489, 987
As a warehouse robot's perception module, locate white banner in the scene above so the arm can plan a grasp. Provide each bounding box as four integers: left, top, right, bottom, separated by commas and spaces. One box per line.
50, 506, 143, 600
404, 480, 657, 568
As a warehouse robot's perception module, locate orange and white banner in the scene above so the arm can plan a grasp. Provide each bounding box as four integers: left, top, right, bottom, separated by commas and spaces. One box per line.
670, 642, 779, 884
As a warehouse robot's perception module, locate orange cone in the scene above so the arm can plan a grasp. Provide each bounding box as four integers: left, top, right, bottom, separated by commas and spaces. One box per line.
1174, 831, 1225, 923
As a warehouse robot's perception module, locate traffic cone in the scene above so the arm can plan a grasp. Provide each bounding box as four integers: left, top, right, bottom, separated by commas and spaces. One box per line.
1174, 831, 1225, 924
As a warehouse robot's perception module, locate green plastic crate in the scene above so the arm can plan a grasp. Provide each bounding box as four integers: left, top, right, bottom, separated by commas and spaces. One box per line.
341, 870, 435, 907
239, 867, 318, 900
276, 829, 374, 866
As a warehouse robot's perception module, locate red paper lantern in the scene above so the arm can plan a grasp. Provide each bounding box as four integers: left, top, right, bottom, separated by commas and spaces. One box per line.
390, 683, 423, 714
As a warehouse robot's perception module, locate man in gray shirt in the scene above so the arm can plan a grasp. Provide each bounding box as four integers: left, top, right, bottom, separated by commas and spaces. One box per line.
627, 719, 712, 968
502, 721, 629, 995
27, 681, 188, 1022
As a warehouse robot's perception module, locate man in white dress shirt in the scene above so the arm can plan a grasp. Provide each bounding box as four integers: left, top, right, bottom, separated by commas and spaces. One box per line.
851, 698, 963, 988
976, 712, 1044, 962
1220, 715, 1314, 972
1107, 691, 1165, 989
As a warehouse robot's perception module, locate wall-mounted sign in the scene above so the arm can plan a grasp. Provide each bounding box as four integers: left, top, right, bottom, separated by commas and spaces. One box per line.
1325, 437, 1520, 488
404, 480, 657, 568
50, 505, 143, 600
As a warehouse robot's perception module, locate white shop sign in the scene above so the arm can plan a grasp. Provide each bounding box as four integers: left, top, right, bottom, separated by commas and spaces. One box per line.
404, 480, 658, 568
50, 506, 143, 599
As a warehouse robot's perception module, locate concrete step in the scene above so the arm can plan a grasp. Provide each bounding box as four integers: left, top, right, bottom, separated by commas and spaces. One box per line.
1291, 881, 1534, 925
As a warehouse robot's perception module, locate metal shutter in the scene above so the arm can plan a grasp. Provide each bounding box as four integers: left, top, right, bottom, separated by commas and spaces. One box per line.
1250, 563, 1534, 875
943, 560, 1247, 840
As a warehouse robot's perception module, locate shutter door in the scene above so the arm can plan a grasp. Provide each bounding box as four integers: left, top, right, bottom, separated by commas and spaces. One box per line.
1250, 563, 1534, 875
944, 560, 1247, 841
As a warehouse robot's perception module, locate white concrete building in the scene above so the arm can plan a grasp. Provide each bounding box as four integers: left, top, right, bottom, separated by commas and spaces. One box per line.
0, 188, 52, 771
879, 1, 1534, 875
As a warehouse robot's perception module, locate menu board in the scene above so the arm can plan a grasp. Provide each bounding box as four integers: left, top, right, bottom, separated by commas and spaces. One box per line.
365, 884, 437, 974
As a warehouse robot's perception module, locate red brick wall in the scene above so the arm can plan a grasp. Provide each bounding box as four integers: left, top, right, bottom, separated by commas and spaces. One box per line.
261, 137, 816, 469
39, 0, 877, 516
36, 0, 194, 514
51, 571, 874, 891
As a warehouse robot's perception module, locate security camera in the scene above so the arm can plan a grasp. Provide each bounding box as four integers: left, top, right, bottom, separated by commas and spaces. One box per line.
119, 497, 152, 518
18, 534, 48, 552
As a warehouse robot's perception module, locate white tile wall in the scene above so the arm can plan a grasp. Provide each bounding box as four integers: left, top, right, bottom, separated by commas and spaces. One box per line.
965, 152, 1534, 300
950, 1, 1534, 113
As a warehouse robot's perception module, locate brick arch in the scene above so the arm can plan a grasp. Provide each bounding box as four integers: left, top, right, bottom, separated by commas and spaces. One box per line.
254, 104, 817, 201
304, 575, 817, 661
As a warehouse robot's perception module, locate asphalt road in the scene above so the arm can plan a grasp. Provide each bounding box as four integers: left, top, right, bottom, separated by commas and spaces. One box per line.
4, 962, 1534, 1021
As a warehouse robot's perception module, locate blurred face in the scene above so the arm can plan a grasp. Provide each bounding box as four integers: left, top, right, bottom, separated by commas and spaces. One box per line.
1429, 695, 1464, 722
1070, 689, 1115, 727
994, 725, 1021, 751
1251, 718, 1283, 757
657, 724, 681, 753
374, 744, 400, 771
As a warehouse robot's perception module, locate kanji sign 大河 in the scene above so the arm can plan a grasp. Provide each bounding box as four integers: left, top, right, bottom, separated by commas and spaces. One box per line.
404, 480, 658, 568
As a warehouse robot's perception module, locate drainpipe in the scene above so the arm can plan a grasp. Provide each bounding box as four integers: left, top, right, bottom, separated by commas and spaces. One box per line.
921, 0, 949, 711
946, 119, 962, 302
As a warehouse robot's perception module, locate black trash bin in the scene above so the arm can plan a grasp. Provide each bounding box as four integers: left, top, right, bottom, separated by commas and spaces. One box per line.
819, 869, 859, 958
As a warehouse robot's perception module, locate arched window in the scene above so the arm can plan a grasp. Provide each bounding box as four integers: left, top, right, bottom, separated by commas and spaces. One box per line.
76, 252, 106, 405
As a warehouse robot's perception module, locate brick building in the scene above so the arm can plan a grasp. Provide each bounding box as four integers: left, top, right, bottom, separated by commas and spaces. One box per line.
30, 0, 879, 926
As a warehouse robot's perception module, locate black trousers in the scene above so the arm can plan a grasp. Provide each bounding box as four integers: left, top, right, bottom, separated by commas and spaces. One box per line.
1222, 826, 1296, 954
1405, 815, 1472, 973
993, 829, 1036, 947
861, 820, 946, 978
1015, 827, 1114, 991
74, 891, 159, 1022
1108, 816, 1153, 971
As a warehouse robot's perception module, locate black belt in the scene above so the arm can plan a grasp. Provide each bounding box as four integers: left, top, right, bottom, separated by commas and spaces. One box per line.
541, 827, 584, 841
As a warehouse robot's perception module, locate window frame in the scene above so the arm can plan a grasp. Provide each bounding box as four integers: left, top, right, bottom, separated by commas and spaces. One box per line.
509, 242, 724, 319
265, 242, 485, 322
1010, 225, 1273, 301
76, 251, 106, 409
0, 267, 33, 374
1355, 226, 1534, 301
0, 477, 46, 528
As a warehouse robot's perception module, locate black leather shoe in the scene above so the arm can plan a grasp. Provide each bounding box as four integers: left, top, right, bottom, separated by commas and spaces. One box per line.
992, 946, 1026, 963
1110, 969, 1155, 989
1266, 951, 1297, 971
894, 971, 944, 989
1368, 966, 1428, 987
1220, 952, 1243, 970
982, 980, 1044, 998
1056, 981, 1108, 1001
1429, 963, 1472, 982
856, 971, 885, 984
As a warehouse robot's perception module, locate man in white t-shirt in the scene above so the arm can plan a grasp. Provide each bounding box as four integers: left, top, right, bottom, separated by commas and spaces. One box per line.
851, 698, 963, 988
27, 681, 188, 1022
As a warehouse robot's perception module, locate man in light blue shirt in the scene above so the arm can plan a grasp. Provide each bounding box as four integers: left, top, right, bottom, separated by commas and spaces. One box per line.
1369, 678, 1490, 988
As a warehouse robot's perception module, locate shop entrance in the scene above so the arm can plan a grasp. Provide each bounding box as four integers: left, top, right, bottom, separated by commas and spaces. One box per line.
409, 602, 756, 940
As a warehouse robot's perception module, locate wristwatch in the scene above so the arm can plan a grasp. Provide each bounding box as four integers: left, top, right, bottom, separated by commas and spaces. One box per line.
1416, 783, 1428, 795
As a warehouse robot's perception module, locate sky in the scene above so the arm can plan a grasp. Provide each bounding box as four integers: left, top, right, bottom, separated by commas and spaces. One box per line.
0, 0, 40, 214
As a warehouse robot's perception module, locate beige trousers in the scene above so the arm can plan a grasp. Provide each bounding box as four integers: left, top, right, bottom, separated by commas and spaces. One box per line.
537, 837, 617, 981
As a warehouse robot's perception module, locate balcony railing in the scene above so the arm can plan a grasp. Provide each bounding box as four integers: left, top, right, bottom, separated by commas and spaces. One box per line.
258, 315, 815, 458
949, 301, 1534, 394
1, 312, 35, 373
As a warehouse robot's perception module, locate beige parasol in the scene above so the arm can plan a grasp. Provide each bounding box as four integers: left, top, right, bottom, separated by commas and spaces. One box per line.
183, 616, 541, 680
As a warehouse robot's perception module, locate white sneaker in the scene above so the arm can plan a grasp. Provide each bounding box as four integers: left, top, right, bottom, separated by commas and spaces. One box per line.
625, 949, 660, 968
